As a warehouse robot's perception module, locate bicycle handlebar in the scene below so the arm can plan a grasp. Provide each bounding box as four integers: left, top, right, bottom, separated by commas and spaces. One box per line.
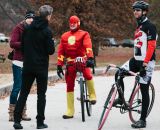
66, 62, 95, 74
104, 64, 137, 76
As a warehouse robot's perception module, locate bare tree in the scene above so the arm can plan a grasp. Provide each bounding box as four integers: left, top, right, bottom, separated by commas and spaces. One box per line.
0, 3, 16, 25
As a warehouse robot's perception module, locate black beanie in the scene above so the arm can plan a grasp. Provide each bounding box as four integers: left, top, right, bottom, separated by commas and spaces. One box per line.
25, 10, 35, 20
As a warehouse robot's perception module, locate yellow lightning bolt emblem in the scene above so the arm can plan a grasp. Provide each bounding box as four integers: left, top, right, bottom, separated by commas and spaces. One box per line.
58, 55, 64, 61
86, 48, 92, 54
67, 57, 74, 62
68, 36, 76, 45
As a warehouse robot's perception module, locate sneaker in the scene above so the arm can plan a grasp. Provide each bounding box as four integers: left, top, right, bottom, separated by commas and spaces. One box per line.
37, 123, 48, 129
131, 120, 146, 128
112, 98, 123, 107
62, 115, 73, 119
13, 122, 23, 129
90, 100, 96, 105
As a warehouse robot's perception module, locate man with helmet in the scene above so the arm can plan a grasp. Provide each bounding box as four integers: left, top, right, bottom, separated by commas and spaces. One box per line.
113, 1, 158, 128
57, 15, 96, 119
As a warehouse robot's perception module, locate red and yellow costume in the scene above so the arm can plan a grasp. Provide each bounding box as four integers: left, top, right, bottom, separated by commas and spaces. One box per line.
57, 16, 96, 118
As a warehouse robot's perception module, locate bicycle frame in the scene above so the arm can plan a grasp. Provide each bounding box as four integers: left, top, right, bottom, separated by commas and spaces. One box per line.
76, 69, 92, 122
106, 64, 138, 111
66, 59, 93, 122
115, 72, 140, 112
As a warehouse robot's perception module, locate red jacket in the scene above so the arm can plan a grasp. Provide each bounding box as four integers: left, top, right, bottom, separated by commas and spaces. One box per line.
57, 29, 93, 66
10, 21, 25, 61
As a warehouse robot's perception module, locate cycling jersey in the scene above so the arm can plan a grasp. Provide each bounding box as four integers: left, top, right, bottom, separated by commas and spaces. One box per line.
134, 17, 158, 62
121, 57, 155, 84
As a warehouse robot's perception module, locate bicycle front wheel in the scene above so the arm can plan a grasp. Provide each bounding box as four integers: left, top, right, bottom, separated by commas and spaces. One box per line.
129, 83, 155, 123
98, 85, 117, 130
85, 82, 92, 116
80, 78, 85, 122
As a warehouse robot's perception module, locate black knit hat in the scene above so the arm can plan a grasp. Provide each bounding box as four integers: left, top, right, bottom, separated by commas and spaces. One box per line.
25, 10, 35, 19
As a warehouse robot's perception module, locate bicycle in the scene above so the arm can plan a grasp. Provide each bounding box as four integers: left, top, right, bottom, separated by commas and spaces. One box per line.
68, 57, 94, 122
76, 68, 92, 122
98, 64, 155, 130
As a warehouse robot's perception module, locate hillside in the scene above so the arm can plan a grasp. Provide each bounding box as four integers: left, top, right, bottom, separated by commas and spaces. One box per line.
0, 0, 160, 74
30, 0, 135, 55
0, 0, 135, 38
0, 0, 159, 46
0, 0, 32, 33
31, 0, 135, 39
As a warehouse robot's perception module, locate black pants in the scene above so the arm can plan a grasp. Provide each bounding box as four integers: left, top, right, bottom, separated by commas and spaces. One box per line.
115, 57, 150, 121
14, 69, 48, 124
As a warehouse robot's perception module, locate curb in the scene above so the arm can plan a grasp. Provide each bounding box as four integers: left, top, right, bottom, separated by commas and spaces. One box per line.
0, 68, 105, 98
1, 65, 160, 98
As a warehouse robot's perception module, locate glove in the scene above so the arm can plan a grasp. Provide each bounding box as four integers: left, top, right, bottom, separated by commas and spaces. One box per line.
140, 66, 146, 77
57, 65, 64, 78
86, 57, 94, 68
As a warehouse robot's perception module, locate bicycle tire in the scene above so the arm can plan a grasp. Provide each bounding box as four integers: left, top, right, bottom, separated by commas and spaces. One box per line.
146, 83, 155, 117
85, 83, 92, 116
80, 77, 85, 122
129, 83, 155, 123
98, 85, 117, 130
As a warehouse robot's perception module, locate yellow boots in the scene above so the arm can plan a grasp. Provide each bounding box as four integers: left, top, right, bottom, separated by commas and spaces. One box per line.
86, 79, 96, 104
63, 79, 96, 119
8, 104, 31, 121
63, 92, 74, 119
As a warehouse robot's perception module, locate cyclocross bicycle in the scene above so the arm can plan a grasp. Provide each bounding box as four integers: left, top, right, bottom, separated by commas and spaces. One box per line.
98, 64, 155, 130
76, 68, 92, 122
72, 57, 94, 122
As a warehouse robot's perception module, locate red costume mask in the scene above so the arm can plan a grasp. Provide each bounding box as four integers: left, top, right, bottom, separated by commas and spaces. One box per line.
69, 16, 80, 32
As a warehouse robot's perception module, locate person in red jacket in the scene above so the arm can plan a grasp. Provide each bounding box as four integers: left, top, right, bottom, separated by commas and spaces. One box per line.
57, 15, 96, 119
8, 10, 35, 122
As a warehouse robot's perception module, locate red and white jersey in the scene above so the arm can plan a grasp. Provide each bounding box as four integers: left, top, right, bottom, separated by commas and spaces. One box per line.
134, 17, 158, 63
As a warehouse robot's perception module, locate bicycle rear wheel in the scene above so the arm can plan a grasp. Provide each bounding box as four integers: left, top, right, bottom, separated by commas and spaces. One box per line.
85, 82, 92, 116
80, 78, 85, 122
129, 83, 155, 123
98, 85, 117, 130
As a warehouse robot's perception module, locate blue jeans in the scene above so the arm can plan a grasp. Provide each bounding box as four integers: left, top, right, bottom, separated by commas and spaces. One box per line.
10, 64, 22, 104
